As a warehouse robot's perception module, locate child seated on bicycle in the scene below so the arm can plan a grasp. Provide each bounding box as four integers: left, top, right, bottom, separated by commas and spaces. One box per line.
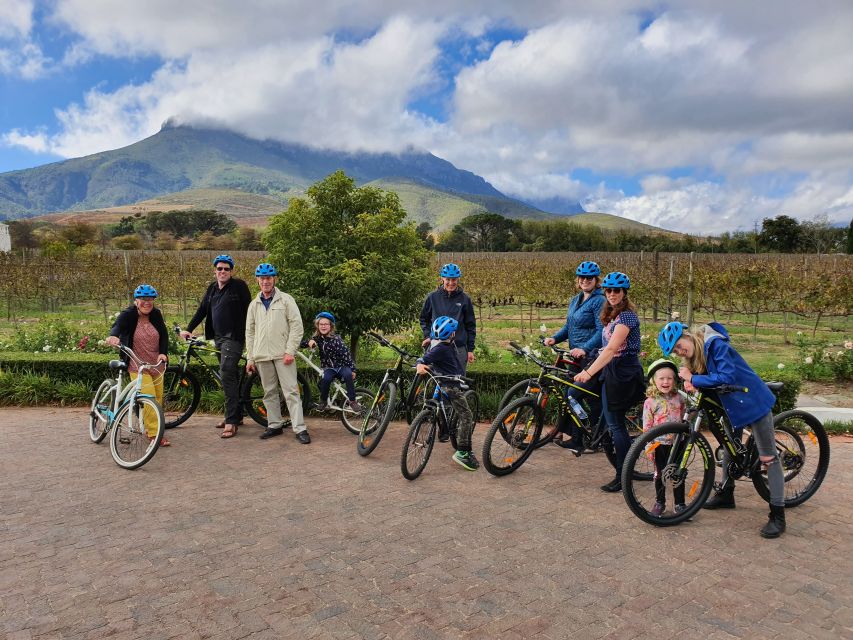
416, 316, 478, 471
658, 321, 785, 538
306, 312, 363, 412
643, 359, 687, 517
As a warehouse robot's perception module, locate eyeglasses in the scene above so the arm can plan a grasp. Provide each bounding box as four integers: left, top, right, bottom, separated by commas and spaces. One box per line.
137, 297, 155, 303
317, 322, 332, 327
216, 266, 232, 272
578, 276, 595, 281
603, 288, 624, 294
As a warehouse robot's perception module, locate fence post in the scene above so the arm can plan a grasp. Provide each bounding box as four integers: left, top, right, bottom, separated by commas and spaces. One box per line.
686, 252, 694, 326
652, 251, 659, 322
666, 257, 675, 318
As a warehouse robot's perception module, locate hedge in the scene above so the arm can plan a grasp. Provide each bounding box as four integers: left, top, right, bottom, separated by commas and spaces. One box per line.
0, 351, 801, 418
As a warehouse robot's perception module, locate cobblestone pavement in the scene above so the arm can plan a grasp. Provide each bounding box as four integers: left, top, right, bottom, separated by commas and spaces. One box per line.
2, 407, 851, 640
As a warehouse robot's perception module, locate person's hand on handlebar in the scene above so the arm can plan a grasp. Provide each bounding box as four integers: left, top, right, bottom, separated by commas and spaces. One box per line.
416, 363, 431, 376
179, 330, 193, 340
105, 336, 120, 347
678, 366, 693, 384
569, 348, 586, 359
543, 337, 556, 347
421, 337, 431, 348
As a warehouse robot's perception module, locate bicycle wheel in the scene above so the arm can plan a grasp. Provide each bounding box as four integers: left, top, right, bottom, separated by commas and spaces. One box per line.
497, 378, 537, 412
406, 374, 433, 423
242, 370, 310, 427
482, 396, 543, 476
498, 379, 559, 449
339, 386, 376, 435
110, 396, 164, 470
401, 408, 437, 480
752, 410, 830, 507
621, 422, 715, 526
356, 381, 397, 457
89, 380, 115, 443
161, 366, 200, 428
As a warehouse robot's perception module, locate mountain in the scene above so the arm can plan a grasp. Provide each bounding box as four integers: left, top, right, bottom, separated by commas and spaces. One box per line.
516, 194, 586, 216
0, 124, 550, 226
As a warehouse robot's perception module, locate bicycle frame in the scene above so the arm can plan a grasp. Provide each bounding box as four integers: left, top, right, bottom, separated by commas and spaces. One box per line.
364, 333, 428, 418
93, 348, 158, 431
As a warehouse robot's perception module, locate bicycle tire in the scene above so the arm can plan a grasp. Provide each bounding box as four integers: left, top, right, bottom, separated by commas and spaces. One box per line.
356, 381, 397, 457
401, 408, 437, 480
89, 380, 114, 443
752, 410, 830, 507
601, 401, 652, 480
339, 386, 376, 435
621, 422, 715, 526
242, 370, 311, 427
406, 374, 433, 423
497, 378, 560, 449
161, 366, 201, 428
482, 396, 543, 476
110, 396, 164, 470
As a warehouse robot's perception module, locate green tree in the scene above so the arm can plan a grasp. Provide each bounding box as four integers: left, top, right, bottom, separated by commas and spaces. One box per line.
60, 221, 98, 247
112, 216, 137, 237
415, 221, 434, 250
848, 218, 853, 254
759, 215, 802, 252
264, 170, 432, 354
237, 227, 264, 250
7, 220, 39, 249
454, 212, 519, 251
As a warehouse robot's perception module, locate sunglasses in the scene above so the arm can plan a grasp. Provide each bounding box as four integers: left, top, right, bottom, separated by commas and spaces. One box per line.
603, 288, 624, 294
578, 276, 596, 281
216, 266, 232, 272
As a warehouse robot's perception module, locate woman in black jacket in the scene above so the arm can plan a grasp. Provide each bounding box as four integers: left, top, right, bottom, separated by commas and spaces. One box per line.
106, 284, 170, 445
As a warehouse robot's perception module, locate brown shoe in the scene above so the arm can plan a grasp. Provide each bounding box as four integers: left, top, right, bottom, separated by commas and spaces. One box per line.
215, 419, 243, 429
220, 424, 238, 438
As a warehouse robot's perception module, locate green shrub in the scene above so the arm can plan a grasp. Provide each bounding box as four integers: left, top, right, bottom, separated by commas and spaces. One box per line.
794, 334, 853, 381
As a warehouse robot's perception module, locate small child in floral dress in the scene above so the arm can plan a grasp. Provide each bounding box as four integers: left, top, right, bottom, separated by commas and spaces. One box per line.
643, 359, 687, 516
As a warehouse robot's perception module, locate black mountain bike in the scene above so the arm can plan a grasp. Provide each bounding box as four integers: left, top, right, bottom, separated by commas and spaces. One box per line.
162, 326, 310, 429
621, 383, 830, 526
482, 341, 647, 478
356, 332, 479, 456
495, 338, 643, 449
401, 372, 474, 480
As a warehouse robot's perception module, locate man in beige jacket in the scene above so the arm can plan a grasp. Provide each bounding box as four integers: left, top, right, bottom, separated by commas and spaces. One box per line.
245, 263, 310, 443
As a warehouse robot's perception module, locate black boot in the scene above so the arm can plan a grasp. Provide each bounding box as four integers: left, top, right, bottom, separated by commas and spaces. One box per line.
760, 505, 786, 539
703, 485, 735, 509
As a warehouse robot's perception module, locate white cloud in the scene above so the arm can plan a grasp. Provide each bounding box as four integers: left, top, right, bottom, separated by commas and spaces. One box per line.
2, 128, 49, 153
1, 1, 852, 231
0, 0, 32, 39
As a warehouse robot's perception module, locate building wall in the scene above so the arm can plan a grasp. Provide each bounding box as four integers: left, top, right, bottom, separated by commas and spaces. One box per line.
0, 223, 10, 252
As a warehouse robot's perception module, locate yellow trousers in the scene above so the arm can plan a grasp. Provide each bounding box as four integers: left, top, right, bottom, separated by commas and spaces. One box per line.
130, 371, 164, 437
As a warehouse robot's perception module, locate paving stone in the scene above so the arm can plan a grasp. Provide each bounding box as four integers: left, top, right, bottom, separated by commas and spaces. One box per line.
1, 408, 851, 640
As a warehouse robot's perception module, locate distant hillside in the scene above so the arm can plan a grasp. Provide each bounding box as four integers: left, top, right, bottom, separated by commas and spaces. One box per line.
570, 212, 681, 236
0, 124, 538, 219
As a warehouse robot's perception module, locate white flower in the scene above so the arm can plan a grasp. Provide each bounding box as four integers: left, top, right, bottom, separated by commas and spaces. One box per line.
522, 346, 531, 354
796, 331, 803, 336
532, 350, 541, 358
804, 357, 813, 365
838, 351, 845, 357
539, 324, 547, 333
671, 312, 680, 320
845, 341, 853, 350
43, 345, 51, 352
57, 348, 62, 352
777, 363, 785, 370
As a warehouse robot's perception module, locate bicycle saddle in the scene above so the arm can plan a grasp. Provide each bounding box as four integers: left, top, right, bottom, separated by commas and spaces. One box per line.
766, 381, 784, 393
108, 360, 128, 371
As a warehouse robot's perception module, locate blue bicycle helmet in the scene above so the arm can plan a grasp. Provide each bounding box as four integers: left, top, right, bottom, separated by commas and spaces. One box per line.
431, 316, 458, 340
439, 263, 462, 278
213, 254, 234, 268
575, 261, 601, 277
133, 284, 158, 299
601, 271, 630, 289
315, 311, 336, 324
255, 263, 277, 276
658, 322, 687, 357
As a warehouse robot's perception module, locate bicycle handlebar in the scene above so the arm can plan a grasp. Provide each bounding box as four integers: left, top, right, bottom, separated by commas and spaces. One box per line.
365, 331, 417, 360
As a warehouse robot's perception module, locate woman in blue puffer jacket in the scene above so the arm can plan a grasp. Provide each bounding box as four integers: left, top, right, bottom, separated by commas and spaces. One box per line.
544, 261, 605, 449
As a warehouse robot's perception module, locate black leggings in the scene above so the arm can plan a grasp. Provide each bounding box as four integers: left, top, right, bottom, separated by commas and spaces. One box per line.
654, 444, 685, 505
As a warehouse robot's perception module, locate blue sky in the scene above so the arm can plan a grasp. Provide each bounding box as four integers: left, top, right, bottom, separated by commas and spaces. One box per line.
1, 0, 852, 233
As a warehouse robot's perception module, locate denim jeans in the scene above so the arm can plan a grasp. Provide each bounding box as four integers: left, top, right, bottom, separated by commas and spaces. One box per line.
320, 367, 356, 402
601, 384, 631, 476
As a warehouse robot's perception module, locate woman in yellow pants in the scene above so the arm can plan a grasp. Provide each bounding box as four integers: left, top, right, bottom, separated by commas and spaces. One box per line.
106, 284, 171, 446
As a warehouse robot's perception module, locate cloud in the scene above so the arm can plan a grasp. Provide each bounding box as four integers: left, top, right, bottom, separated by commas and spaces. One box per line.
0, 0, 32, 39
2, 1, 852, 232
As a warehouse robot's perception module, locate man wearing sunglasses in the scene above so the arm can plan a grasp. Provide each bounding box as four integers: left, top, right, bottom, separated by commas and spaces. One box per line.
181, 254, 251, 435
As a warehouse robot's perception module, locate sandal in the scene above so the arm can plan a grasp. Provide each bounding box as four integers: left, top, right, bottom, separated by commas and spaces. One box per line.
148, 435, 171, 447
215, 419, 244, 429
220, 424, 238, 439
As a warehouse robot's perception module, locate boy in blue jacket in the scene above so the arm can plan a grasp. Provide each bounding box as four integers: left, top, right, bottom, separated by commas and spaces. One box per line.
417, 316, 478, 471
659, 321, 784, 538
